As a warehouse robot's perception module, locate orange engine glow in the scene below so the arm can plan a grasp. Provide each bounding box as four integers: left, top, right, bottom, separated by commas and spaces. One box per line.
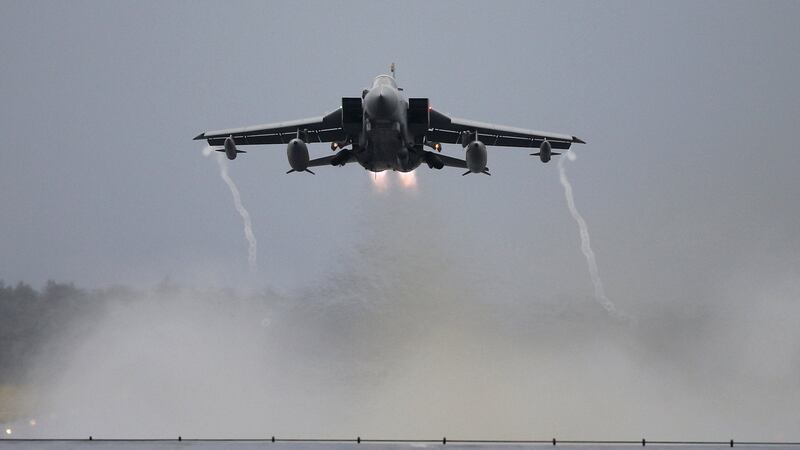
369, 171, 389, 191
397, 171, 418, 189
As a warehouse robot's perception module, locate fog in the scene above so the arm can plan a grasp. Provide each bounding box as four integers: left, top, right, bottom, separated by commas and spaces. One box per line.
1, 187, 793, 440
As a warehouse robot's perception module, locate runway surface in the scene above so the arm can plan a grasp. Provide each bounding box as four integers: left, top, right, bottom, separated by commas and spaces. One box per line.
2, 443, 799, 450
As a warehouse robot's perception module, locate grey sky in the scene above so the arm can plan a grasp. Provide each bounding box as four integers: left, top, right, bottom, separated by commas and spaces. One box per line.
1, 0, 800, 438
1, 0, 798, 293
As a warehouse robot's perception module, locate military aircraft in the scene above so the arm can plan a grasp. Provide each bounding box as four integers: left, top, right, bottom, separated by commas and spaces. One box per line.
194, 66, 585, 175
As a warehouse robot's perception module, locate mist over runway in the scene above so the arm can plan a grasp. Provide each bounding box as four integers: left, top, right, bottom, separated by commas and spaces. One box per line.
0, 191, 794, 441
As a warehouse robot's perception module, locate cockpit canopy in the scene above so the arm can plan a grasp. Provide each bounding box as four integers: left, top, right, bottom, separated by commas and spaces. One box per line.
372, 74, 397, 88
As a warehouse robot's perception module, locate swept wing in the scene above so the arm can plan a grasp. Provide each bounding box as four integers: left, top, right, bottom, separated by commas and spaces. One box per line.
427, 108, 585, 150
194, 109, 345, 146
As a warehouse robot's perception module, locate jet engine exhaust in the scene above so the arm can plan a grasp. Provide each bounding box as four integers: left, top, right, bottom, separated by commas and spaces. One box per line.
558, 151, 626, 319
204, 146, 258, 272
397, 171, 418, 190
369, 171, 389, 192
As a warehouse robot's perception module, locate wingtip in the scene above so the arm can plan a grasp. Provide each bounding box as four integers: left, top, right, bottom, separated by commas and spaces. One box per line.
193, 133, 206, 141
572, 136, 586, 144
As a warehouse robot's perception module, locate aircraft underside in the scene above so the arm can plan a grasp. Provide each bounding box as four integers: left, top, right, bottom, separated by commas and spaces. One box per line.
357, 126, 421, 173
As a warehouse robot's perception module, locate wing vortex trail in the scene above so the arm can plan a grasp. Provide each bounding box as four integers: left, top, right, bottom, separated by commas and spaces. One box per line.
558, 151, 628, 320
206, 148, 258, 272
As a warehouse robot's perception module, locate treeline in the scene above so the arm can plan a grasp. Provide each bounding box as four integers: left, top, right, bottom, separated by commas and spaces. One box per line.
0, 281, 112, 384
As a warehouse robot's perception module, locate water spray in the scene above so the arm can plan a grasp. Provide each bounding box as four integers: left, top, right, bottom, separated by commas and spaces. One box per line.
558, 151, 626, 318
204, 147, 258, 272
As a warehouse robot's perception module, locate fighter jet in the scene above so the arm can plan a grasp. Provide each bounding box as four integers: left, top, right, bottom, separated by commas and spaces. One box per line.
194, 66, 585, 175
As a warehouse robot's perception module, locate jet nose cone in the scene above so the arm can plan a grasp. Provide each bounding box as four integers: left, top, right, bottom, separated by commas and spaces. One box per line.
365, 86, 399, 119
376, 88, 390, 107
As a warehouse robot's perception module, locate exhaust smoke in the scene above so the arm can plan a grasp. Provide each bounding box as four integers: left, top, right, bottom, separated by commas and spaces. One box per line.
558, 151, 627, 319
204, 147, 258, 272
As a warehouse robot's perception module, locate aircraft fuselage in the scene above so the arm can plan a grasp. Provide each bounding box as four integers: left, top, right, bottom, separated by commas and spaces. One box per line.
356, 75, 422, 173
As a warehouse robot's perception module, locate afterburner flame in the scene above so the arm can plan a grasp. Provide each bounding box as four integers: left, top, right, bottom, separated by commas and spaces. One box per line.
370, 171, 389, 192
397, 171, 418, 190
369, 171, 417, 192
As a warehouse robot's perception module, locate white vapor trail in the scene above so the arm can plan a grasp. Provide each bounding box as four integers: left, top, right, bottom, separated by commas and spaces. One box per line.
558, 151, 621, 317
205, 147, 258, 271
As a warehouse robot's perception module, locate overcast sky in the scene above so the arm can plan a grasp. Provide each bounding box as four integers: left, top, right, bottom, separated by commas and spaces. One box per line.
2, 0, 800, 439
0, 0, 797, 294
